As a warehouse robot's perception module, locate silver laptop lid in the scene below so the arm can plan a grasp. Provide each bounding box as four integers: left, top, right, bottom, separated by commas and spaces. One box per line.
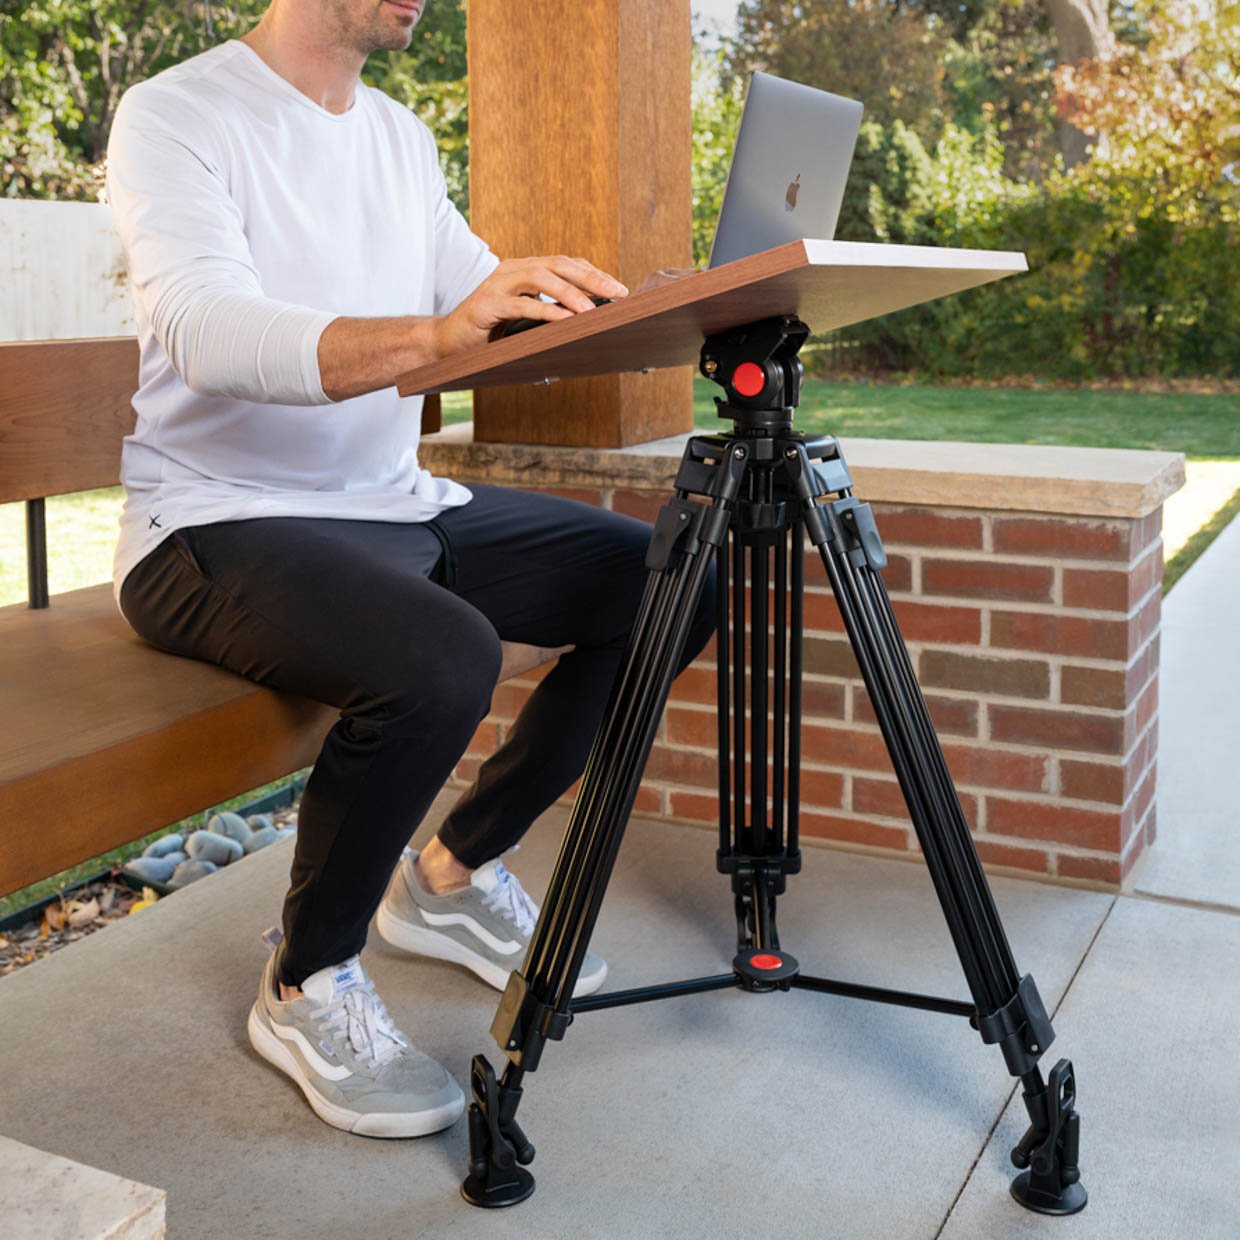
708, 72, 864, 269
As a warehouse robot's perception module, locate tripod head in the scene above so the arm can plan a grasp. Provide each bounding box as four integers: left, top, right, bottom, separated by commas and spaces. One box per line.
700, 315, 810, 436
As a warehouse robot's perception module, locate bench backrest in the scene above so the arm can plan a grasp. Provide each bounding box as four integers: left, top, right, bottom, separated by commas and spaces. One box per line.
0, 337, 442, 507
0, 338, 139, 504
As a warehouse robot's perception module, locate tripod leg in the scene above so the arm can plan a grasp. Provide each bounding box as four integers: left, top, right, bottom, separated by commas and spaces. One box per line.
462, 457, 738, 1207
786, 442, 1086, 1216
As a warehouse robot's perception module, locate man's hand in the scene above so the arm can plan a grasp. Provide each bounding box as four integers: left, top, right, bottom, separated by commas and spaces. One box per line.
433, 255, 628, 358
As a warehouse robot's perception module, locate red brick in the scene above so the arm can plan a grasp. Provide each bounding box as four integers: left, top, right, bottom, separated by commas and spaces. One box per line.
489, 682, 533, 722
992, 516, 1145, 562
990, 704, 1125, 755
990, 610, 1129, 660
852, 776, 979, 826
872, 507, 985, 549
801, 724, 894, 772
1121, 763, 1158, 842
920, 650, 1050, 700
941, 743, 1050, 792
891, 600, 982, 644
1133, 675, 1158, 737
1055, 853, 1122, 885
801, 678, 847, 719
853, 687, 980, 737
452, 756, 484, 784
802, 589, 847, 633
987, 797, 1122, 851
664, 706, 719, 748
1062, 548, 1162, 612
1059, 758, 1126, 805
667, 790, 718, 824
611, 489, 667, 523
465, 723, 501, 758
669, 664, 718, 704
922, 558, 1054, 604
803, 636, 860, 678
629, 785, 665, 816
973, 839, 1052, 874
643, 744, 718, 788
799, 810, 911, 852
1060, 665, 1127, 710
800, 767, 846, 808
801, 550, 912, 594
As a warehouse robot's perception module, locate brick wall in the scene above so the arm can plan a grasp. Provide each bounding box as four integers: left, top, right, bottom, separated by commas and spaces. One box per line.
446, 479, 1165, 891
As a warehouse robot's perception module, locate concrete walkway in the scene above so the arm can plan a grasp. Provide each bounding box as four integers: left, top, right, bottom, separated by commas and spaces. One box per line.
1137, 510, 1240, 912
1, 781, 1237, 1239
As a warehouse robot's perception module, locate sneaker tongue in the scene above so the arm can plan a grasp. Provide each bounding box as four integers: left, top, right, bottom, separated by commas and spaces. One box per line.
470, 858, 506, 896
301, 957, 364, 1004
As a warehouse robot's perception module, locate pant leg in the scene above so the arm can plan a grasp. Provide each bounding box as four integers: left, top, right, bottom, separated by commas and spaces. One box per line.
119, 519, 504, 986
431, 486, 717, 867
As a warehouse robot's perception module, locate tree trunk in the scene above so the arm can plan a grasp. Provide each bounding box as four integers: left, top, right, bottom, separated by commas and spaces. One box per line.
1044, 0, 1111, 168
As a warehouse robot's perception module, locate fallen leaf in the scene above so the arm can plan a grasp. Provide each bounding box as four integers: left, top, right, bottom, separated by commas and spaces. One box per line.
44, 903, 65, 932
66, 898, 100, 928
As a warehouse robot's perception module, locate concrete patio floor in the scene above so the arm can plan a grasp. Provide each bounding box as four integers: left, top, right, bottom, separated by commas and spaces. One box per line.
1, 782, 1237, 1239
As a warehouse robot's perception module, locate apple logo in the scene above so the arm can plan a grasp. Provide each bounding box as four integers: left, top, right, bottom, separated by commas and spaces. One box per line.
785, 173, 801, 212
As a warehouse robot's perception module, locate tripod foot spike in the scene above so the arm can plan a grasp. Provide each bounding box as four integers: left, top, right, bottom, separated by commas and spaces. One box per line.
1008, 1058, 1087, 1215
460, 1055, 537, 1209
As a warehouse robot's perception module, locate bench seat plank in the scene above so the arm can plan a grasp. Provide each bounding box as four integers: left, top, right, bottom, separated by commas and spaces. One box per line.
1, 583, 565, 898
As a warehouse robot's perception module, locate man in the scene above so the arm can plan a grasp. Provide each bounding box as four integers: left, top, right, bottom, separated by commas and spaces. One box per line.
106, 0, 714, 1139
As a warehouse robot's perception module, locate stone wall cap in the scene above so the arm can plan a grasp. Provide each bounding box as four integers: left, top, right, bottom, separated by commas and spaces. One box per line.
422, 423, 1184, 519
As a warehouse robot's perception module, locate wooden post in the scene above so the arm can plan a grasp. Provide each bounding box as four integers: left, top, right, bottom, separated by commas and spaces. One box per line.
467, 0, 693, 448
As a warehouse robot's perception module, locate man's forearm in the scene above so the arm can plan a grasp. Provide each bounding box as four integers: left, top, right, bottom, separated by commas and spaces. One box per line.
317, 315, 444, 402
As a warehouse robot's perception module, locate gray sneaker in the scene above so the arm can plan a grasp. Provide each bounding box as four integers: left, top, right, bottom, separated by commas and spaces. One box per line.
246, 946, 464, 1137
376, 850, 608, 997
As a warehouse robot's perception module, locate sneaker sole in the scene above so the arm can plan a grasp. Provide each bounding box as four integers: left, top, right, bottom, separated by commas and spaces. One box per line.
246, 1003, 463, 1138
375, 900, 608, 998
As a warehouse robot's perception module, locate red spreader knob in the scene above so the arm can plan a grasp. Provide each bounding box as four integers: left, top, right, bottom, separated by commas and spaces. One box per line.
750, 953, 783, 970
731, 362, 766, 397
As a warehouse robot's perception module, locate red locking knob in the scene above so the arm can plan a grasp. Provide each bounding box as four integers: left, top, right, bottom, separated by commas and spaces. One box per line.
731, 362, 766, 397
750, 953, 783, 970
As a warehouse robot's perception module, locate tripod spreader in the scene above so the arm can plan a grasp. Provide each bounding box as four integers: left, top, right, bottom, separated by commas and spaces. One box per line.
460, 315, 1087, 1217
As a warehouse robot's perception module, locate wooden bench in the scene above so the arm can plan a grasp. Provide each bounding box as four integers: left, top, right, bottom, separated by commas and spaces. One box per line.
0, 337, 559, 900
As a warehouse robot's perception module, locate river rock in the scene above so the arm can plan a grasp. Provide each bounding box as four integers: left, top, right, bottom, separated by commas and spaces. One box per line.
246, 814, 274, 833
207, 812, 252, 845
244, 825, 282, 854
144, 834, 185, 859
170, 859, 218, 887
186, 831, 243, 866
124, 855, 179, 884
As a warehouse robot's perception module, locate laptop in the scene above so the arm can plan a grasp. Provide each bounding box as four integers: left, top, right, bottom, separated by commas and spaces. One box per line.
707, 72, 864, 269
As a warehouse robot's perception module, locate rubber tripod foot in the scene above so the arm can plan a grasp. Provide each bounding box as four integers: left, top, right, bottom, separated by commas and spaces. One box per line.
461, 1164, 535, 1208
1010, 1172, 1087, 1216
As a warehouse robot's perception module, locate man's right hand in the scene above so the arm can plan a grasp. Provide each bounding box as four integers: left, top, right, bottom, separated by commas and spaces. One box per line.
432, 255, 628, 359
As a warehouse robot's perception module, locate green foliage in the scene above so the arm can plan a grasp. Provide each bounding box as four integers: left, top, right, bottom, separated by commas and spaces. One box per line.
691, 44, 745, 266
0, 0, 470, 212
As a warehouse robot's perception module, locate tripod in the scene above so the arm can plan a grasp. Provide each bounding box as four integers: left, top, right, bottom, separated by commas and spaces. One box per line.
461, 315, 1086, 1217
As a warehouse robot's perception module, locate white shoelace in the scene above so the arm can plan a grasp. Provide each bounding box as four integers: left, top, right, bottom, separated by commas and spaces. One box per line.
482, 862, 539, 938
314, 981, 407, 1069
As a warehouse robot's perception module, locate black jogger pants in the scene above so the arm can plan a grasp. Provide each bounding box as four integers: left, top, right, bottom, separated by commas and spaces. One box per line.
119, 484, 716, 985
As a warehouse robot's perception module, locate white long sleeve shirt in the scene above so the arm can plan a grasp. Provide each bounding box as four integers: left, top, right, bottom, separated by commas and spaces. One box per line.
105, 40, 498, 603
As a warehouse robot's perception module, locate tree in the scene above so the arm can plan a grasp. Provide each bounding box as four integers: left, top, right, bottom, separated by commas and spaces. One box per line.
1043, 0, 1113, 166
727, 0, 951, 143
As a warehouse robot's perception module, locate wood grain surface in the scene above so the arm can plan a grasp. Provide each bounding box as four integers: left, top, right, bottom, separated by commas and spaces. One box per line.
467, 0, 693, 447
0, 338, 138, 502
396, 239, 1028, 399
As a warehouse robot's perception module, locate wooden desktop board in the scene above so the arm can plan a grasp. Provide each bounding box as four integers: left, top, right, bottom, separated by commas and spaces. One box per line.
396, 239, 1027, 397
